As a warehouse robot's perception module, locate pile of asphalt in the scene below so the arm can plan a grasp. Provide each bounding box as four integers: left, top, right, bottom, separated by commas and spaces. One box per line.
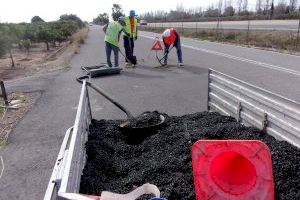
80, 112, 300, 200
127, 111, 162, 128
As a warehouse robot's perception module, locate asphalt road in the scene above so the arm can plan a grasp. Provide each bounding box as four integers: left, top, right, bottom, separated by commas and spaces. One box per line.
147, 20, 300, 31
0, 25, 300, 199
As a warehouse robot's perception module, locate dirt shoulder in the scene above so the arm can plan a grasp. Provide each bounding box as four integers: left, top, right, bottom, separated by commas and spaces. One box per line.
0, 27, 89, 81
0, 92, 40, 146
0, 27, 89, 146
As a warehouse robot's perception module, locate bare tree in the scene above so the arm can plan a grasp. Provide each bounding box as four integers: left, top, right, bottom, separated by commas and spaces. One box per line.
265, 0, 270, 12
256, 0, 263, 13
243, 0, 249, 11
274, 0, 288, 14
289, 0, 298, 12
237, 0, 243, 14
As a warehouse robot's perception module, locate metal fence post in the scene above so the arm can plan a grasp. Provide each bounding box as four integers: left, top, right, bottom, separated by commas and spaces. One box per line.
247, 19, 250, 47
0, 81, 9, 106
296, 18, 300, 50
196, 22, 198, 34
181, 22, 184, 34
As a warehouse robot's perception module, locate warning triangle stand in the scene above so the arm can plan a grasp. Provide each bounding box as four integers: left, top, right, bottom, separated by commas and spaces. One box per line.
151, 40, 163, 51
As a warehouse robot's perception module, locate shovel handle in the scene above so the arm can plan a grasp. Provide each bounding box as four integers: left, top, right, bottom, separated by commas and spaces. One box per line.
86, 82, 135, 119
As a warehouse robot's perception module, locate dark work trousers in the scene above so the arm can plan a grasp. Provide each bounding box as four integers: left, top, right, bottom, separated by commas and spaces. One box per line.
123, 35, 134, 62
105, 42, 119, 67
163, 37, 183, 64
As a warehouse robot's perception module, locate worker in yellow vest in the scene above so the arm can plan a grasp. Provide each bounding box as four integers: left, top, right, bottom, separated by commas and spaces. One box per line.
123, 10, 138, 65
103, 17, 126, 67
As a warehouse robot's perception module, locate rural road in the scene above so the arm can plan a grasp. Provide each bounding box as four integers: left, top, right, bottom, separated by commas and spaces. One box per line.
0, 25, 300, 199
147, 19, 300, 31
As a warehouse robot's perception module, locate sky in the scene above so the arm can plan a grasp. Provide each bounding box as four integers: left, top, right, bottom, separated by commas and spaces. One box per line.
0, 0, 290, 23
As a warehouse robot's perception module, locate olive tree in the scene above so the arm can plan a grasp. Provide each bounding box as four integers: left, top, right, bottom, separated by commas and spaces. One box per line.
112, 4, 124, 21
0, 24, 23, 67
31, 16, 45, 23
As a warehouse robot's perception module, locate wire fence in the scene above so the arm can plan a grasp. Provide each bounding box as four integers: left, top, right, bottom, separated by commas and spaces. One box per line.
142, 19, 300, 51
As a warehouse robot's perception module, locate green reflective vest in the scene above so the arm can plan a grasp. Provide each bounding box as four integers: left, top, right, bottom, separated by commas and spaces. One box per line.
104, 22, 123, 47
124, 16, 137, 38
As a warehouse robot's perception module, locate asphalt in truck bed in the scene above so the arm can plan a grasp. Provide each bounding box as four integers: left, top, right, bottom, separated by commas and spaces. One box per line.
80, 112, 300, 200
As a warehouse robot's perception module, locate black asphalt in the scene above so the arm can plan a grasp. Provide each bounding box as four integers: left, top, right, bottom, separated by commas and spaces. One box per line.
0, 25, 299, 199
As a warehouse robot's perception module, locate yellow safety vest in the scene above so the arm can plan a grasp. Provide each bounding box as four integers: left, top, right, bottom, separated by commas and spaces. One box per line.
104, 22, 123, 47
124, 16, 137, 38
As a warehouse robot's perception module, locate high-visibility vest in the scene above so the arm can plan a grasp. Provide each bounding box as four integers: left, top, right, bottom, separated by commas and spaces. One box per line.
104, 22, 123, 47
124, 16, 137, 38
162, 28, 177, 45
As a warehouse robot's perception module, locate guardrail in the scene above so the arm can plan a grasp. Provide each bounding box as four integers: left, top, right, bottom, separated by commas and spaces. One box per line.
44, 80, 92, 200
207, 69, 300, 148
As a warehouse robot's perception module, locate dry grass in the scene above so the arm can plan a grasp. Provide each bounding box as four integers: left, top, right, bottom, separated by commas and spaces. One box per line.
140, 26, 300, 54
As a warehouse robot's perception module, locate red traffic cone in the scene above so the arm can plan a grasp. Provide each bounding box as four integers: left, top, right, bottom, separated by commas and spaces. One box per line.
192, 140, 274, 200
151, 40, 163, 51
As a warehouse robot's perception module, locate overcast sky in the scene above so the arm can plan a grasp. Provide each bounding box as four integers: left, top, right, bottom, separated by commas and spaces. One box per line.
0, 0, 292, 23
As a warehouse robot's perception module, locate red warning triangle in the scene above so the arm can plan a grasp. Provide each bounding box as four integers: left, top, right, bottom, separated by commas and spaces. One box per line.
151, 41, 163, 50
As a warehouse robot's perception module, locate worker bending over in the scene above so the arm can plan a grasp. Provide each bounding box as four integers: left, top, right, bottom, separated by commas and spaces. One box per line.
162, 28, 183, 66
124, 10, 138, 65
103, 17, 126, 67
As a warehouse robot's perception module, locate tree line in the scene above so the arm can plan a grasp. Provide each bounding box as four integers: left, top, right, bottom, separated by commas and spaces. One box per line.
0, 14, 84, 67
140, 0, 300, 22
92, 4, 126, 25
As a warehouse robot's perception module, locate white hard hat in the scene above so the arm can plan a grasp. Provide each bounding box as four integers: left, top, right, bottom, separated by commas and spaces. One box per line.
118, 16, 125, 22
162, 29, 171, 38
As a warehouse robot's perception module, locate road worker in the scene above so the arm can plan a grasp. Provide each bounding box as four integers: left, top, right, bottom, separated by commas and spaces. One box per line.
103, 17, 126, 68
162, 28, 183, 66
123, 10, 138, 65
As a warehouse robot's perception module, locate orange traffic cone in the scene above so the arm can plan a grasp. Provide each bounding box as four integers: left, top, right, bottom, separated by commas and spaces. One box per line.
192, 140, 274, 200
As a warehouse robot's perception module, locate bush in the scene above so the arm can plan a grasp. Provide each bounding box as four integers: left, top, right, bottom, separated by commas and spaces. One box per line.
79, 36, 85, 44
59, 14, 84, 28
224, 32, 237, 40
31, 16, 45, 23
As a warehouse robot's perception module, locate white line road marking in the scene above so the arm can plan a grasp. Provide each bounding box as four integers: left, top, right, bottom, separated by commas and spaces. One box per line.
140, 34, 300, 77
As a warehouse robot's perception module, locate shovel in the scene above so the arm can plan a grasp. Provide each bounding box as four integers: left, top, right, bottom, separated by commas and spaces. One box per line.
76, 76, 165, 131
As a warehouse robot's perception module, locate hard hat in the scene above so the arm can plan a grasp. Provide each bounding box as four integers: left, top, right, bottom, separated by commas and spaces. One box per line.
130, 10, 136, 17
162, 29, 171, 38
118, 16, 125, 22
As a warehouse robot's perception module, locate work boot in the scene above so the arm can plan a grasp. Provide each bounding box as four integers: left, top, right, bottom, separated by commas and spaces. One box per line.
178, 62, 184, 67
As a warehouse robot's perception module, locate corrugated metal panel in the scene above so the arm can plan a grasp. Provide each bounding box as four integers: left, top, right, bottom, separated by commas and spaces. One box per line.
208, 69, 300, 148
59, 81, 92, 194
